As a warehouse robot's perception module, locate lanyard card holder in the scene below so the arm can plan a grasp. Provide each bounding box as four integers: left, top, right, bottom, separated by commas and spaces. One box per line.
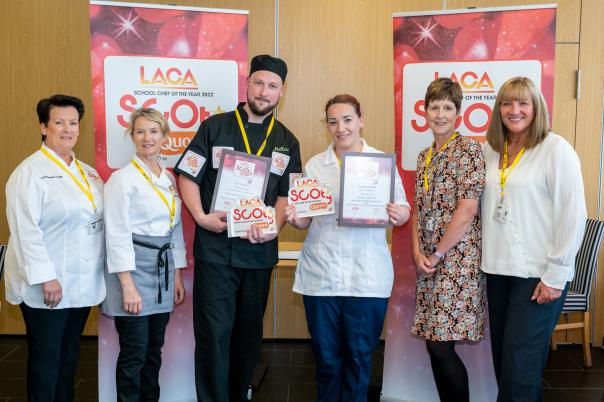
494, 198, 509, 223
88, 218, 104, 234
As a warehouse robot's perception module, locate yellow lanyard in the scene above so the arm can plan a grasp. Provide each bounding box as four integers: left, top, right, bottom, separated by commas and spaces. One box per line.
131, 159, 176, 229
235, 108, 275, 156
40, 146, 98, 214
423, 132, 458, 192
499, 140, 524, 200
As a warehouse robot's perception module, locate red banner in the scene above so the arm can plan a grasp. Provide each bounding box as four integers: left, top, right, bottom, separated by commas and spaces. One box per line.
384, 5, 556, 401
90, 2, 248, 400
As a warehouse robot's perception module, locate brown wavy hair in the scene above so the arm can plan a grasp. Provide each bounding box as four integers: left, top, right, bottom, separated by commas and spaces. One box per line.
424, 78, 462, 113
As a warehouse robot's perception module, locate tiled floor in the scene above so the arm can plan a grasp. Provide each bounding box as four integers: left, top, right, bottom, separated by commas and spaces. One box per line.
0, 336, 603, 401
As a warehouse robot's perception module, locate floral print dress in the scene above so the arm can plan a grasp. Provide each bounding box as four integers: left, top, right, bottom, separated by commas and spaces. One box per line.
411, 136, 486, 341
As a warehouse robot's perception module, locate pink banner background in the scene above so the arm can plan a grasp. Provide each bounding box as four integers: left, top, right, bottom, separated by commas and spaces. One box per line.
90, 2, 247, 400
383, 6, 556, 401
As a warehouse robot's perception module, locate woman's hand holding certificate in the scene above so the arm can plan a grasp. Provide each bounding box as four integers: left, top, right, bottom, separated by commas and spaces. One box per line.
288, 177, 335, 218
338, 152, 395, 227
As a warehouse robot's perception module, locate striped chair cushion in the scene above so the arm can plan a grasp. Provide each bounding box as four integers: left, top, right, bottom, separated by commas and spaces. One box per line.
563, 291, 588, 312
0, 244, 6, 281
564, 219, 604, 312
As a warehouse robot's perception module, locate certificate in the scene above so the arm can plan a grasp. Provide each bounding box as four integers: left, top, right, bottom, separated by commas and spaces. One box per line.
226, 198, 277, 238
210, 150, 271, 213
338, 152, 395, 227
288, 177, 335, 218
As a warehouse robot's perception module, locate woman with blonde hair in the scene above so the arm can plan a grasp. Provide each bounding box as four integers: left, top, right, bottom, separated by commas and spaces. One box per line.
482, 76, 586, 401
102, 107, 187, 402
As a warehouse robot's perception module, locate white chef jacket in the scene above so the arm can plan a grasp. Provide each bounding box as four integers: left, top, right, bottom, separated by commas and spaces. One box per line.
4, 144, 106, 308
481, 133, 587, 289
293, 141, 410, 298
104, 155, 187, 274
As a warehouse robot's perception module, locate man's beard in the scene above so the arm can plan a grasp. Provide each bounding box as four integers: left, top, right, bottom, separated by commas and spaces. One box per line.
247, 96, 278, 117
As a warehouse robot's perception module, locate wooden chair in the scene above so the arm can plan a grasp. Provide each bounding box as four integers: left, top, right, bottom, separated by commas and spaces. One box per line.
552, 219, 604, 367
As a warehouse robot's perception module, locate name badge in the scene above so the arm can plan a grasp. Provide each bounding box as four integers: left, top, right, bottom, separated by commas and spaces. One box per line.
88, 218, 104, 234
494, 199, 509, 223
270, 151, 290, 176
425, 217, 435, 232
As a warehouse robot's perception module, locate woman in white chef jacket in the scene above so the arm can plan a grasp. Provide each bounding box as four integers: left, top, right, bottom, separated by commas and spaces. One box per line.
4, 94, 105, 402
102, 107, 187, 402
285, 94, 410, 402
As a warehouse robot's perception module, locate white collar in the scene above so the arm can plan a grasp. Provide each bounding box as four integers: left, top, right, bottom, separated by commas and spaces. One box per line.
132, 154, 171, 187
41, 143, 77, 167
323, 139, 371, 166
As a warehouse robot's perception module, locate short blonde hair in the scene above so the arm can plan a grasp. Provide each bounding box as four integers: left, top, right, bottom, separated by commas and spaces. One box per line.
486, 77, 549, 153
127, 107, 170, 137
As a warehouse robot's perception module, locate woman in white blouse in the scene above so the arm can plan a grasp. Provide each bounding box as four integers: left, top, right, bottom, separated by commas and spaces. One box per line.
4, 94, 105, 402
102, 107, 186, 402
482, 77, 586, 401
285, 94, 410, 402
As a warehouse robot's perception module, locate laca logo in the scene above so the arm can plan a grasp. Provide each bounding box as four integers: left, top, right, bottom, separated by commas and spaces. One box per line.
139, 66, 198, 88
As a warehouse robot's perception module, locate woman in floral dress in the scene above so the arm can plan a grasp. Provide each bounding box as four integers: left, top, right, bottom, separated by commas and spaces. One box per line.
411, 78, 486, 402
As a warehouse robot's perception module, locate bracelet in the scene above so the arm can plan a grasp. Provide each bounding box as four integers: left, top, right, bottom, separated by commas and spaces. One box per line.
434, 250, 445, 259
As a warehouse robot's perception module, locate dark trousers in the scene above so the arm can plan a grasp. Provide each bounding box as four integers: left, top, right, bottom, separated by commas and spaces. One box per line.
303, 295, 388, 402
114, 312, 170, 402
193, 260, 272, 402
19, 303, 91, 402
486, 274, 568, 402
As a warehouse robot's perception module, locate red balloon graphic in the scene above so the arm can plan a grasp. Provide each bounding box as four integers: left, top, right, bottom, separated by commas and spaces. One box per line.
393, 45, 419, 93
90, 5, 102, 19
522, 31, 555, 77
393, 18, 405, 31
91, 35, 122, 86
453, 17, 499, 60
495, 9, 555, 59
196, 13, 247, 59
221, 35, 247, 60
157, 16, 200, 58
134, 7, 185, 24
435, 12, 484, 29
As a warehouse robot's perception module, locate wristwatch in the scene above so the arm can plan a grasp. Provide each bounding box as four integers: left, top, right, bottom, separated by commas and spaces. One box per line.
434, 250, 445, 259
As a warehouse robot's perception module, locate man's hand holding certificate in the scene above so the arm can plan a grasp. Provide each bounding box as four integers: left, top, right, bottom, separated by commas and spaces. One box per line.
210, 150, 271, 213
226, 198, 277, 238
288, 177, 335, 218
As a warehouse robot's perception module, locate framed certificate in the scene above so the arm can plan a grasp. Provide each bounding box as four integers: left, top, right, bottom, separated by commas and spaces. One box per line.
210, 150, 271, 213
338, 152, 395, 227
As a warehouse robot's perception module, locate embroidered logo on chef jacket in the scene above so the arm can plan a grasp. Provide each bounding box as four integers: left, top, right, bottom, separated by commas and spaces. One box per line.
270, 151, 290, 176
87, 170, 102, 183
178, 150, 206, 177
212, 146, 234, 169
41, 175, 64, 180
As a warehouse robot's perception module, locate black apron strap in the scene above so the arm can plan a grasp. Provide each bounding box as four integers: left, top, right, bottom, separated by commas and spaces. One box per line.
133, 239, 173, 304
